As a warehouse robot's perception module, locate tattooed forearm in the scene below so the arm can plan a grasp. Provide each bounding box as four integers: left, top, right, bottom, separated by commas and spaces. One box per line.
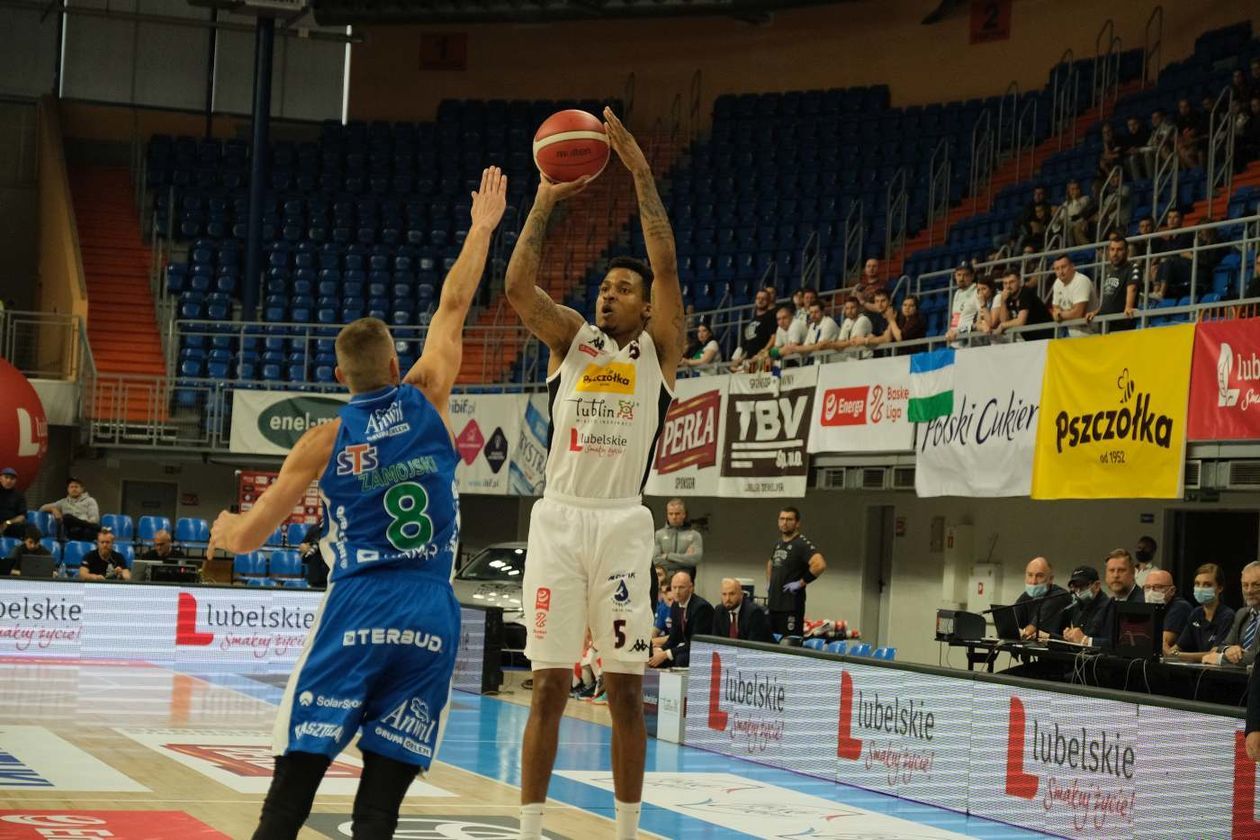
506, 200, 554, 297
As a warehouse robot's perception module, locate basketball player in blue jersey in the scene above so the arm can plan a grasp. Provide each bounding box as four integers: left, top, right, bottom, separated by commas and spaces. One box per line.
506, 108, 684, 840
206, 167, 508, 840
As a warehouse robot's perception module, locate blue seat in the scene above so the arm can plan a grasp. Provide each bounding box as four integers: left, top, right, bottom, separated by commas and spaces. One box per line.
264, 526, 287, 548
118, 543, 135, 569
0, 537, 15, 559
824, 640, 849, 654
874, 646, 897, 661
39, 538, 61, 561
175, 517, 210, 549
849, 642, 873, 657
269, 549, 303, 581
26, 510, 55, 537
234, 551, 271, 586
99, 513, 133, 541
802, 638, 826, 651
286, 522, 312, 546
138, 516, 172, 544
62, 541, 94, 570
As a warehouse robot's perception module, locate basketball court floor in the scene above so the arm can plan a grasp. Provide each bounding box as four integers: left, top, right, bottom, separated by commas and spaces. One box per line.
0, 658, 1055, 839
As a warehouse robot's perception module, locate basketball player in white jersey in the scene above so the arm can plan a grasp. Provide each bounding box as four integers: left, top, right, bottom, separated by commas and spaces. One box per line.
506, 107, 683, 840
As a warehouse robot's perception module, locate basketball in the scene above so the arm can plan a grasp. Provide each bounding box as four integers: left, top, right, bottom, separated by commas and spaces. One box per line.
0, 358, 47, 490
532, 109, 610, 183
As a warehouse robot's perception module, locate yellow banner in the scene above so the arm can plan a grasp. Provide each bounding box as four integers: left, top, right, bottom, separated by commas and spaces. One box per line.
1031, 325, 1194, 499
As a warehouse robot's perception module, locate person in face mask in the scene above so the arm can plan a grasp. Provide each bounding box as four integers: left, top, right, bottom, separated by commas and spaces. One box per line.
1170, 563, 1235, 662
1204, 561, 1260, 667
1140, 569, 1190, 655
1013, 556, 1072, 641
1060, 565, 1112, 646
1133, 535, 1159, 587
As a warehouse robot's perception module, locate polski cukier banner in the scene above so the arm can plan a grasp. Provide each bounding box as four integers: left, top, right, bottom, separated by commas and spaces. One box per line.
1031, 325, 1193, 499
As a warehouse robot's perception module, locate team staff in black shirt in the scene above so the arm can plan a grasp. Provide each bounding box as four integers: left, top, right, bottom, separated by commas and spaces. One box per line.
766, 506, 826, 636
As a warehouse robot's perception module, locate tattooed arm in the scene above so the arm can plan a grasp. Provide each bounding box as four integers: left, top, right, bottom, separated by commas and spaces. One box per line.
504, 178, 588, 373
603, 107, 683, 387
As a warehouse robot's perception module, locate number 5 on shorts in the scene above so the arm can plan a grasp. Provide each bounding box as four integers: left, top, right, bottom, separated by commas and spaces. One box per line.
613, 619, 626, 649
383, 482, 433, 551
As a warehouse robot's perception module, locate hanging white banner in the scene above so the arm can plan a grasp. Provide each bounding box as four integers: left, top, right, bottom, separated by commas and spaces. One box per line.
645, 375, 727, 497
450, 394, 520, 496
914, 341, 1046, 498
809, 356, 914, 453
229, 390, 349, 456
719, 366, 817, 498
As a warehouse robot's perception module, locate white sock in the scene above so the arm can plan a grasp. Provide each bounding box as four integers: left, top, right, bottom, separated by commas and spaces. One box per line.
615, 799, 641, 839
519, 803, 544, 839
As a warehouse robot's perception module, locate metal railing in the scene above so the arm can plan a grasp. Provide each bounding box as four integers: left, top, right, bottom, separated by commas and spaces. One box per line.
1143, 5, 1164, 90
969, 109, 994, 213
0, 310, 87, 381
1013, 97, 1039, 184
1095, 165, 1125, 242
884, 167, 908, 274
800, 230, 821, 292
1051, 48, 1079, 150
1206, 85, 1236, 221
925, 138, 951, 248
1092, 20, 1122, 115
1151, 125, 1180, 228
841, 198, 864, 284
996, 81, 1019, 160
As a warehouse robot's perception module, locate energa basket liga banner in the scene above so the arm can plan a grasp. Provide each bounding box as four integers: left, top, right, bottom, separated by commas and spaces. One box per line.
1032, 325, 1195, 500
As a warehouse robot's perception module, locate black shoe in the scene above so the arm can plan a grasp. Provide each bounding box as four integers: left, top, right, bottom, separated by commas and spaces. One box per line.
574, 682, 597, 699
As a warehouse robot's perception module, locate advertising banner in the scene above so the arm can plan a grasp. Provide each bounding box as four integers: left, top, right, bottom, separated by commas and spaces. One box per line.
449, 394, 519, 495
509, 393, 550, 496
237, 470, 322, 527
1188, 319, 1260, 441
915, 341, 1046, 497
1032, 326, 1194, 499
809, 356, 914, 453
229, 390, 348, 456
645, 376, 727, 497
719, 367, 817, 498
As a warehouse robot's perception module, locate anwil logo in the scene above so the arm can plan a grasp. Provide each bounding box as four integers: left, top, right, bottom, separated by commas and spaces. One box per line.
1054, 369, 1173, 452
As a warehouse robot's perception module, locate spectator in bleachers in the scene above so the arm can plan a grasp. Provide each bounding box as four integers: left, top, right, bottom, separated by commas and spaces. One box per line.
1150, 208, 1194, 301
40, 478, 100, 542
972, 278, 997, 337
1203, 561, 1260, 667
769, 305, 807, 367
1013, 557, 1071, 641
0, 525, 48, 576
79, 531, 130, 582
1094, 168, 1131, 236
945, 262, 981, 346
865, 294, 927, 349
1019, 203, 1051, 252
1235, 69, 1256, 104
1104, 549, 1142, 604
1118, 116, 1151, 180
1015, 186, 1050, 249
1086, 237, 1140, 331
730, 288, 777, 371
297, 522, 328, 589
1061, 180, 1095, 248
1060, 565, 1112, 646
1096, 124, 1122, 184
1237, 96, 1260, 163
0, 467, 26, 539
790, 289, 808, 326
1049, 255, 1098, 337
713, 578, 771, 643
851, 258, 887, 310
822, 297, 873, 359
797, 288, 819, 327
1142, 569, 1190, 656
780, 300, 839, 363
680, 322, 721, 372
1171, 563, 1235, 661
139, 529, 183, 563
994, 270, 1052, 341
1174, 98, 1206, 169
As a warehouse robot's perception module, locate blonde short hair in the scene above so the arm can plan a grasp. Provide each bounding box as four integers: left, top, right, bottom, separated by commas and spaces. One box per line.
335, 318, 396, 392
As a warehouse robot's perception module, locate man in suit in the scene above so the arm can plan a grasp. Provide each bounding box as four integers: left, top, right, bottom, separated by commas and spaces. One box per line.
648, 571, 713, 668
1104, 549, 1144, 604
1060, 565, 1112, 646
1204, 561, 1260, 667
1013, 556, 1072, 641
712, 578, 771, 643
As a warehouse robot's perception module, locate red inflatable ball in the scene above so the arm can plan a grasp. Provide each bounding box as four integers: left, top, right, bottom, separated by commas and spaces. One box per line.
0, 358, 48, 490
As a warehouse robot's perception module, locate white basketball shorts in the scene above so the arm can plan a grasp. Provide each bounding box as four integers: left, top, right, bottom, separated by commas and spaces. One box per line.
523, 493, 655, 675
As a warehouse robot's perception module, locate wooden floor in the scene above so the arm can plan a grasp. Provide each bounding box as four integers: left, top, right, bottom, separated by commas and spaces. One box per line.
0, 661, 643, 839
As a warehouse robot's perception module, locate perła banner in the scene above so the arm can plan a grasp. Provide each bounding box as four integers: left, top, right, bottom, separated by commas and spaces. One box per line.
1188, 319, 1260, 441
1032, 325, 1193, 499
645, 376, 727, 497
809, 355, 913, 453
230, 390, 348, 455
915, 341, 1046, 497
719, 366, 817, 498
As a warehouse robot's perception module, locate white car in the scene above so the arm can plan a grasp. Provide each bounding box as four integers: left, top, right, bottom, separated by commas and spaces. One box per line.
452, 542, 527, 654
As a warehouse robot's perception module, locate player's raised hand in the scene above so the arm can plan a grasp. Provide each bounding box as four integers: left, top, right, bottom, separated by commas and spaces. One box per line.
470, 166, 508, 232
536, 172, 592, 206
206, 509, 239, 560
603, 106, 649, 174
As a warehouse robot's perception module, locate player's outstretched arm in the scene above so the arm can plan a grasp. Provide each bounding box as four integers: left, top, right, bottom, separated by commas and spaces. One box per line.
206, 421, 338, 557
406, 166, 508, 406
504, 177, 588, 360
603, 107, 684, 379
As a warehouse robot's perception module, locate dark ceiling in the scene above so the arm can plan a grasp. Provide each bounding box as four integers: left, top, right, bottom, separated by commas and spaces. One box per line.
310, 0, 852, 26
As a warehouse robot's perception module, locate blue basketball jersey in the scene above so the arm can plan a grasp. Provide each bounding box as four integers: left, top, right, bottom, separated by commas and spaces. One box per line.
318, 384, 460, 583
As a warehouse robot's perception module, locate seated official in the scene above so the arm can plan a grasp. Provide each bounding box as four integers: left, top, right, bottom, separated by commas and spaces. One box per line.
1059, 565, 1112, 646
651, 581, 675, 649
139, 529, 184, 563
297, 522, 328, 588
0, 524, 49, 576
712, 578, 771, 643
1013, 556, 1072, 640
1171, 563, 1236, 661
79, 531, 130, 582
1140, 569, 1191, 655
1203, 561, 1260, 666
649, 570, 713, 669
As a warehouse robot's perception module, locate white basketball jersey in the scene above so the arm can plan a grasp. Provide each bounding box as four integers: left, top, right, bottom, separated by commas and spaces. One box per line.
545, 324, 673, 500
